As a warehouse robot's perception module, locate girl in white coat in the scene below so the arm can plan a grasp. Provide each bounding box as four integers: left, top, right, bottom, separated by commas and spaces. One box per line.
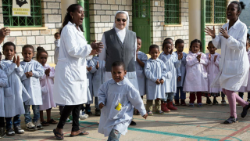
36, 47, 57, 126
20, 45, 44, 131
1, 42, 27, 135
159, 40, 182, 112
205, 41, 221, 105
183, 39, 209, 107
205, 1, 250, 124
145, 45, 168, 115
52, 4, 102, 139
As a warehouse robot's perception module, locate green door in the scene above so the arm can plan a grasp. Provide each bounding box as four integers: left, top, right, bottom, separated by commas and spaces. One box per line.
132, 0, 151, 53
78, 0, 90, 43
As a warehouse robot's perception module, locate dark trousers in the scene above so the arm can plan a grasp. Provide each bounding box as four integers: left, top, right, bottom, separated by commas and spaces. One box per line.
57, 105, 81, 131
0, 117, 4, 128
5, 115, 21, 129
190, 92, 202, 104
239, 92, 250, 100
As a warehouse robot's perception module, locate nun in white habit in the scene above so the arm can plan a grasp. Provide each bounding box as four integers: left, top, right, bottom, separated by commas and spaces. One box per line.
99, 11, 139, 90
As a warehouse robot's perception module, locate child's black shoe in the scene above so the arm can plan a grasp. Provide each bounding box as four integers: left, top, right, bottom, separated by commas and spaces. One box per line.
130, 121, 137, 126
6, 128, 15, 136
0, 127, 6, 138
14, 125, 24, 134
213, 99, 219, 105
206, 97, 212, 105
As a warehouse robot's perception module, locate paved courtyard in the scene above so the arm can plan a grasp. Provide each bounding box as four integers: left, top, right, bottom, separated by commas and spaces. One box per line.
2, 94, 250, 141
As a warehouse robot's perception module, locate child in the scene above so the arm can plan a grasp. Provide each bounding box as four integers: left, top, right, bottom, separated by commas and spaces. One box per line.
0, 52, 2, 61
205, 41, 221, 105
144, 45, 168, 115
174, 39, 187, 106
36, 47, 57, 126
20, 45, 44, 131
0, 68, 8, 138
54, 32, 60, 64
183, 39, 209, 107
98, 61, 147, 141
136, 36, 147, 97
239, 34, 250, 101
92, 55, 106, 116
85, 59, 96, 115
1, 42, 27, 136
159, 40, 182, 112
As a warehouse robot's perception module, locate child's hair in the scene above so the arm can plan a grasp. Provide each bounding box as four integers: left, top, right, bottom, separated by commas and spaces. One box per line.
3, 42, 16, 52
112, 61, 125, 70
230, 1, 245, 13
0, 52, 2, 55
163, 38, 173, 43
36, 46, 48, 60
189, 39, 202, 51
208, 41, 213, 46
137, 36, 141, 40
54, 32, 60, 37
247, 33, 250, 44
162, 41, 173, 54
22, 45, 35, 53
149, 44, 159, 52
175, 39, 184, 47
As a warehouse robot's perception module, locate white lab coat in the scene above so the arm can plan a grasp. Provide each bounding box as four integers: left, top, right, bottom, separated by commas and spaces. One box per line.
53, 21, 92, 105
0, 68, 8, 117
92, 56, 106, 97
211, 19, 249, 91
1, 60, 28, 117
20, 60, 44, 105
98, 78, 146, 137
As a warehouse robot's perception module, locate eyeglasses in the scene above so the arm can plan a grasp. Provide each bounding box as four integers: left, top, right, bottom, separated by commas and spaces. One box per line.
116, 18, 127, 22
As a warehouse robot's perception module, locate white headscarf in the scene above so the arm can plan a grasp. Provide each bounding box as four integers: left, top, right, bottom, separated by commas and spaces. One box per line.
113, 11, 130, 29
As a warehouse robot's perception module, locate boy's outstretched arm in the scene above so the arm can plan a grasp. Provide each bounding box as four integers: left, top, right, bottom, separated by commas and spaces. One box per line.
127, 86, 147, 119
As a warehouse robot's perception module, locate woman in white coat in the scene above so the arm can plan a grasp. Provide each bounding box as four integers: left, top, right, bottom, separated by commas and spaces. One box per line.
206, 1, 250, 124
52, 4, 103, 140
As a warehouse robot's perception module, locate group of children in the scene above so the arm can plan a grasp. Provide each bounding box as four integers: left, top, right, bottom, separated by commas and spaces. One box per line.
0, 42, 58, 138
1, 30, 250, 140
133, 34, 250, 116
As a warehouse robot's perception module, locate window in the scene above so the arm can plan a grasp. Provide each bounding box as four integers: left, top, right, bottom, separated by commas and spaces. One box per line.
164, 0, 180, 25
2, 0, 42, 27
206, 0, 227, 24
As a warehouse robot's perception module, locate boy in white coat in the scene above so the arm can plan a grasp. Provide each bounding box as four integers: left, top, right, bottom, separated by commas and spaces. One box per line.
98, 61, 147, 141
20, 45, 44, 131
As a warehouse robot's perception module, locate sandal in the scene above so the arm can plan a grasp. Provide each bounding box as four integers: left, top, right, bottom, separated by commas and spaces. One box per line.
223, 117, 238, 124
41, 121, 49, 126
53, 129, 64, 140
48, 119, 57, 124
70, 130, 89, 137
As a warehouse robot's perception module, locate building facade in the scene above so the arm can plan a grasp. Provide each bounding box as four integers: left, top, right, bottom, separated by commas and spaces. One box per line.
0, 0, 239, 64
